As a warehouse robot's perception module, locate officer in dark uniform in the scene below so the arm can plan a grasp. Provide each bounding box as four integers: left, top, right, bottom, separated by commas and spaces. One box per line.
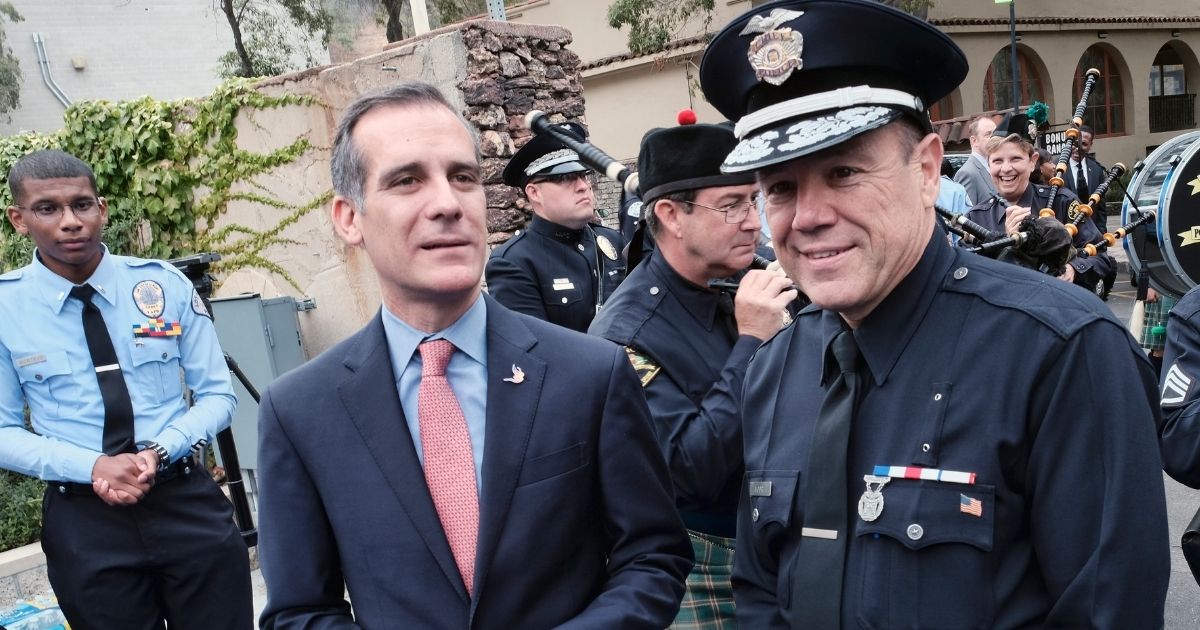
699, 1, 1169, 627
588, 120, 796, 628
486, 122, 626, 332
1158, 285, 1200, 486
962, 113, 1113, 290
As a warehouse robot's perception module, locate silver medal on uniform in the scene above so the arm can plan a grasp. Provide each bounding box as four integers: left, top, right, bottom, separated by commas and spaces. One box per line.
858, 475, 890, 522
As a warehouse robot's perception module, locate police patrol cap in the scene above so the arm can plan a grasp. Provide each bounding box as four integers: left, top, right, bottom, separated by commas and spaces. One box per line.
503, 121, 590, 187
699, 0, 968, 172
637, 121, 756, 201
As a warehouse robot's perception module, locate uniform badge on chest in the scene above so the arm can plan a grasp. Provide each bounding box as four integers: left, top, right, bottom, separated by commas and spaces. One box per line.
857, 475, 890, 522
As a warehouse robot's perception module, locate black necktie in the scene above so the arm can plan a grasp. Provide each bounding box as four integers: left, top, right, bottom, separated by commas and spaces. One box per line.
1075, 161, 1090, 202
70, 284, 136, 455
794, 329, 861, 629
716, 292, 739, 343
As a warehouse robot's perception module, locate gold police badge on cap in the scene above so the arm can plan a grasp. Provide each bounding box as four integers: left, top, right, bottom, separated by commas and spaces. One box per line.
596, 234, 619, 261
741, 9, 805, 86
132, 280, 165, 318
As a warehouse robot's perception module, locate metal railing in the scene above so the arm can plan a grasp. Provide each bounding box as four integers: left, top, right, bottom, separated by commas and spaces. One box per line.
1150, 94, 1196, 133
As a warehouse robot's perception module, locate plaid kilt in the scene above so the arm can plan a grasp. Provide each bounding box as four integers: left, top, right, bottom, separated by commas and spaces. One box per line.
671, 530, 737, 629
1140, 295, 1177, 352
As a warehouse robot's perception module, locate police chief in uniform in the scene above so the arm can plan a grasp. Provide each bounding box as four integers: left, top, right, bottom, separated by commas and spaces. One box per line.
0, 150, 251, 629
486, 122, 625, 332
962, 114, 1114, 290
589, 121, 796, 628
699, 1, 1170, 627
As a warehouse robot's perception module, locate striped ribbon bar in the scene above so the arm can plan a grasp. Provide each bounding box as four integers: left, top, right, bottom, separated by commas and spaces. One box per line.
873, 465, 976, 485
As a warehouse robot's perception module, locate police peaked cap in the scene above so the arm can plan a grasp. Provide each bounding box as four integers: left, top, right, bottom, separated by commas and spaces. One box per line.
637, 122, 756, 201
503, 121, 590, 188
699, 0, 968, 172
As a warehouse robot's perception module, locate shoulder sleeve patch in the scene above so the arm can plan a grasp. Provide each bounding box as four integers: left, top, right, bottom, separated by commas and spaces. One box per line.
192, 289, 212, 320
624, 346, 661, 387
1162, 361, 1194, 409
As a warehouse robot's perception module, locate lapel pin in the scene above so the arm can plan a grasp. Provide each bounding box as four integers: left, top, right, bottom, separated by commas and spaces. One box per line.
503, 364, 525, 384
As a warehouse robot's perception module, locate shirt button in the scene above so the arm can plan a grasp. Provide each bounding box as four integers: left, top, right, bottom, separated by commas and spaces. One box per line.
907, 524, 924, 540
35, 374, 43, 381
650, 286, 660, 296
922, 443, 931, 452
751, 507, 760, 522
933, 393, 942, 401
561, 297, 568, 304
58, 485, 66, 494
577, 244, 585, 252
56, 292, 64, 301
161, 352, 168, 360
953, 267, 969, 280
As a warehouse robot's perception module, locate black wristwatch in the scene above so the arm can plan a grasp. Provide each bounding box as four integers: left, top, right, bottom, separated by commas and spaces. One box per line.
137, 441, 171, 471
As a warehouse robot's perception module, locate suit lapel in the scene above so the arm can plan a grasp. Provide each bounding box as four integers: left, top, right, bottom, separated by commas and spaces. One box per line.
336, 314, 468, 601
471, 297, 546, 610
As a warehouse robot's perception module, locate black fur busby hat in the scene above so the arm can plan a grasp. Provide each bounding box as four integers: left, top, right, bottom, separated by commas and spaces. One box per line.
698, 0, 968, 173
503, 121, 590, 188
992, 112, 1034, 143
637, 116, 756, 201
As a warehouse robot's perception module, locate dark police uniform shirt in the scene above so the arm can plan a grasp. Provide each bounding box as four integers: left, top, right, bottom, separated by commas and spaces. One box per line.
963, 184, 1113, 288
1158, 285, 1200, 487
736, 228, 1169, 629
486, 215, 626, 333
589, 251, 757, 538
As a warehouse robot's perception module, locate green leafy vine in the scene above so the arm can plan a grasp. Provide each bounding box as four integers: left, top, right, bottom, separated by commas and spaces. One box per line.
0, 78, 326, 290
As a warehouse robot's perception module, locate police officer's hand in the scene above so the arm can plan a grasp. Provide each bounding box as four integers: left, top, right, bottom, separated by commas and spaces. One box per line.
135, 449, 160, 486
735, 269, 798, 341
91, 454, 153, 506
1004, 205, 1031, 235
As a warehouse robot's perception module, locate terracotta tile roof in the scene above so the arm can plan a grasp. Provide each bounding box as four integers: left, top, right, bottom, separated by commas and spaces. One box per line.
580, 34, 709, 71
931, 15, 1200, 27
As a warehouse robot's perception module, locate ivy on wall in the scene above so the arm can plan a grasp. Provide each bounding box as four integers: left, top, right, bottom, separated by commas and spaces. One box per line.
0, 79, 327, 288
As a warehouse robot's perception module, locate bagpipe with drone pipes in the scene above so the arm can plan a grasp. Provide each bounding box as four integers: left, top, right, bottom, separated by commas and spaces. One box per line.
946, 68, 1137, 278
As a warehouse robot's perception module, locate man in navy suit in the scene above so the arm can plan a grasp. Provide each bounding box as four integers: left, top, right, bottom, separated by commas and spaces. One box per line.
256, 82, 692, 629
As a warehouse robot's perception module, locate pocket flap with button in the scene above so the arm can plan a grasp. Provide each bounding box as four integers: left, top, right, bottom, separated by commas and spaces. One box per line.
129, 338, 181, 366
855, 480, 994, 552
14, 351, 72, 384
746, 470, 800, 528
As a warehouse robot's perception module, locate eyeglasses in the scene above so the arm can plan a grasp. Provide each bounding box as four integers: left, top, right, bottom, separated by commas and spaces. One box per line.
15, 198, 101, 222
680, 194, 761, 224
532, 171, 594, 187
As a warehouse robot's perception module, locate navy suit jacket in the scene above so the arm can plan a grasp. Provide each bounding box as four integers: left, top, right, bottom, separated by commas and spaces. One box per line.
257, 295, 692, 629
1063, 156, 1108, 230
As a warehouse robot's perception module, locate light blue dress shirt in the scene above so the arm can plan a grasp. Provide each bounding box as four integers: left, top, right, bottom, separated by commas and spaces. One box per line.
382, 294, 488, 492
0, 248, 237, 482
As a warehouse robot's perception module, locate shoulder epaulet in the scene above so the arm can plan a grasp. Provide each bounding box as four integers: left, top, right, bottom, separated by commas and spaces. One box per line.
0, 268, 23, 282
624, 346, 661, 387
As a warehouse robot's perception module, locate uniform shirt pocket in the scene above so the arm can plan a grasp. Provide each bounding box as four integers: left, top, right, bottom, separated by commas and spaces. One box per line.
14, 351, 82, 417
544, 278, 583, 308
853, 480, 996, 629
745, 469, 800, 609
128, 338, 184, 403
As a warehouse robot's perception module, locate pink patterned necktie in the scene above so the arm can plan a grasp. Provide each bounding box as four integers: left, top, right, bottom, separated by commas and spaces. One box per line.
418, 339, 479, 596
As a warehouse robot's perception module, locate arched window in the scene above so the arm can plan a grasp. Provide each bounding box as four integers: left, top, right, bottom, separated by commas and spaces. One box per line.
1073, 46, 1125, 137
983, 46, 1045, 111
1149, 44, 1193, 133
929, 90, 957, 122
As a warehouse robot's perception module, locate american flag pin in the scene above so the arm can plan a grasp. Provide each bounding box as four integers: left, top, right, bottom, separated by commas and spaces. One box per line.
503, 364, 525, 384
959, 493, 983, 518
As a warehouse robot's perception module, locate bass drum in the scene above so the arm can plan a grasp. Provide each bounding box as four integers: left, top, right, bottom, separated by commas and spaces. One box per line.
1123, 130, 1200, 299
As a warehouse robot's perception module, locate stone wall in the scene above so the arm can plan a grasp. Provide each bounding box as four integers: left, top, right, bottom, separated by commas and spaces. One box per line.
214, 20, 588, 357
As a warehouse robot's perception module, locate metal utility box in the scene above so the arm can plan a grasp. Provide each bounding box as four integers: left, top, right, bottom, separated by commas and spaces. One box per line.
210, 294, 310, 471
